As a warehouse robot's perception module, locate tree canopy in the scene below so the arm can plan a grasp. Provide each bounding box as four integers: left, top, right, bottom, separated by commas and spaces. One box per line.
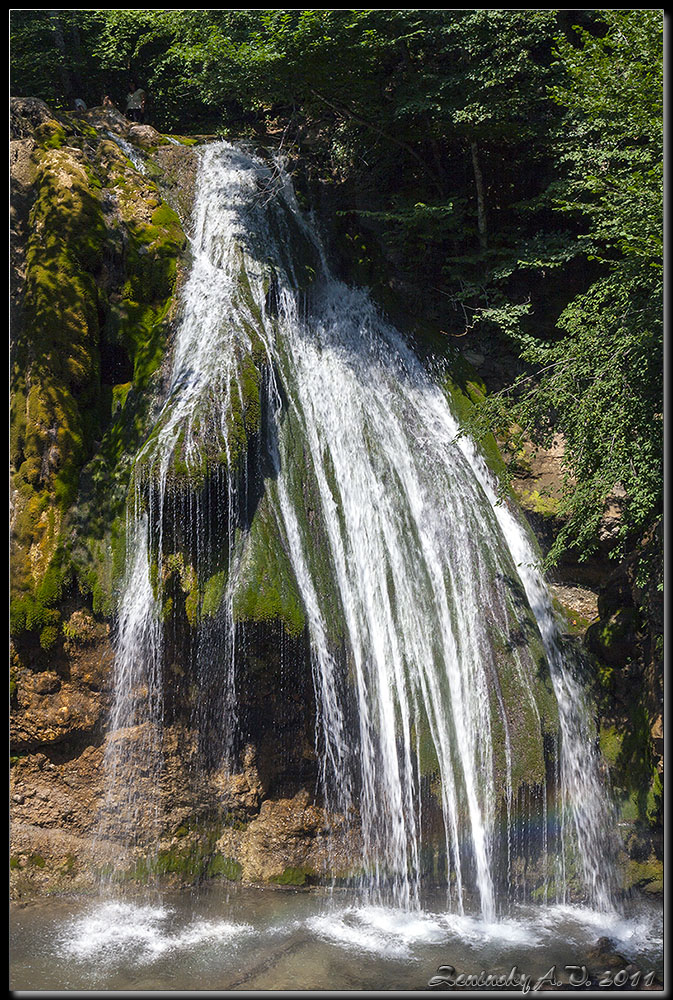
473, 10, 663, 568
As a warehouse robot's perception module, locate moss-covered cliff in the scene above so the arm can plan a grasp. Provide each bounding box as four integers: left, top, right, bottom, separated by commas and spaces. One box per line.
10, 100, 354, 896
10, 98, 190, 645
10, 98, 659, 902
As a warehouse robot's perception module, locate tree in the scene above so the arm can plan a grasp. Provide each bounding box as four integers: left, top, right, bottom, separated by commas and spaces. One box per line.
475, 11, 663, 568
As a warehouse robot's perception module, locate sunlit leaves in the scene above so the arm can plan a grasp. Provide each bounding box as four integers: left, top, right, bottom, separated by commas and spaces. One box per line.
483, 11, 663, 563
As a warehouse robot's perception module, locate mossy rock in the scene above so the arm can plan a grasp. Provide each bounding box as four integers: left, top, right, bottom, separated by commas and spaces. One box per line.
442, 375, 509, 487
624, 854, 663, 892
597, 709, 661, 828
11, 107, 188, 634
519, 488, 561, 518
585, 607, 639, 667
599, 723, 623, 769
232, 494, 307, 639
206, 854, 242, 881
272, 865, 312, 886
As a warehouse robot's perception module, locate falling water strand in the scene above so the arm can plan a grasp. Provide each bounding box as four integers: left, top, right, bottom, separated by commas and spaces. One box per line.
104, 141, 618, 915
99, 143, 279, 871
451, 429, 620, 912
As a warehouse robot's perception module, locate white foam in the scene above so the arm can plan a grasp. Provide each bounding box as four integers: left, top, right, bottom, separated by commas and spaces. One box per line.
439, 910, 546, 948
60, 901, 254, 966
304, 900, 660, 964
537, 902, 663, 959
307, 905, 447, 959
304, 904, 543, 959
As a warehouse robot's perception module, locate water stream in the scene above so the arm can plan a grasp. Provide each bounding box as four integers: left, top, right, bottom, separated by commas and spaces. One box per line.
95, 140, 622, 941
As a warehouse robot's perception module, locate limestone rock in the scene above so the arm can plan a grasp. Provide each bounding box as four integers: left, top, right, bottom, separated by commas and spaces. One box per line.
232, 789, 360, 885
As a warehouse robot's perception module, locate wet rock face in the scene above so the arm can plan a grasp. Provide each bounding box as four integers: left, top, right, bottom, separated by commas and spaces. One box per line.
507, 421, 663, 848
10, 721, 358, 899
10, 741, 108, 897
9, 582, 332, 898
11, 611, 113, 753
10, 619, 328, 897
223, 788, 361, 886
10, 609, 113, 897
9, 101, 334, 898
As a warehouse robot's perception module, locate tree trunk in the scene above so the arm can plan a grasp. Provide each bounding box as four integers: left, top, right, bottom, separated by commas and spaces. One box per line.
49, 11, 73, 107
470, 140, 488, 252
310, 88, 446, 200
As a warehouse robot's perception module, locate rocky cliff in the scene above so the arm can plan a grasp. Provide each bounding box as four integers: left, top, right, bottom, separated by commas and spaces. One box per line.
9, 98, 661, 901
9, 98, 359, 897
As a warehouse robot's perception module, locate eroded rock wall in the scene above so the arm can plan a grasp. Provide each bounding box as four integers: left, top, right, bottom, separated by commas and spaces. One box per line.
10, 100, 352, 898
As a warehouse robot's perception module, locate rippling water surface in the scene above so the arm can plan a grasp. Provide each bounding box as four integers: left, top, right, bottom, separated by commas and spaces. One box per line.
10, 886, 663, 991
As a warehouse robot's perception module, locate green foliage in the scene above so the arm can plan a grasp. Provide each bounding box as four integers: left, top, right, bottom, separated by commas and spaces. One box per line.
470, 11, 662, 566
548, 12, 663, 268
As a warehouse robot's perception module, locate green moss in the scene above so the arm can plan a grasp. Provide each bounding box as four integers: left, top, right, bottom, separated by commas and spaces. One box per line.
39, 624, 60, 650
153, 846, 203, 878
166, 135, 199, 146
597, 702, 661, 829
520, 489, 561, 517
235, 401, 345, 645
125, 844, 204, 883
586, 607, 638, 663
599, 724, 623, 768
201, 570, 227, 618
411, 714, 440, 781
158, 552, 201, 626
35, 121, 67, 149
553, 598, 593, 636
45, 170, 185, 618
233, 493, 307, 638
646, 769, 662, 826
183, 571, 199, 626
25, 123, 186, 622
220, 811, 250, 832
273, 865, 311, 886
619, 792, 640, 823
485, 605, 560, 796
10, 541, 71, 644
11, 135, 109, 620
206, 854, 242, 880
443, 376, 509, 485
106, 815, 239, 885
625, 855, 663, 891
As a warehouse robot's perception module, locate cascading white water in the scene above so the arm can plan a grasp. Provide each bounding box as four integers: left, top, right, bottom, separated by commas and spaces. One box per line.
105, 140, 619, 917
449, 418, 619, 913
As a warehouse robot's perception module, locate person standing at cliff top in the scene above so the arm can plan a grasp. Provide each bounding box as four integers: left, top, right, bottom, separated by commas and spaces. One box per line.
125, 80, 146, 123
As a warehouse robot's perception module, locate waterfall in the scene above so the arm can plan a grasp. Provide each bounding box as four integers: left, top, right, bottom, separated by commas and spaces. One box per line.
103, 140, 619, 916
